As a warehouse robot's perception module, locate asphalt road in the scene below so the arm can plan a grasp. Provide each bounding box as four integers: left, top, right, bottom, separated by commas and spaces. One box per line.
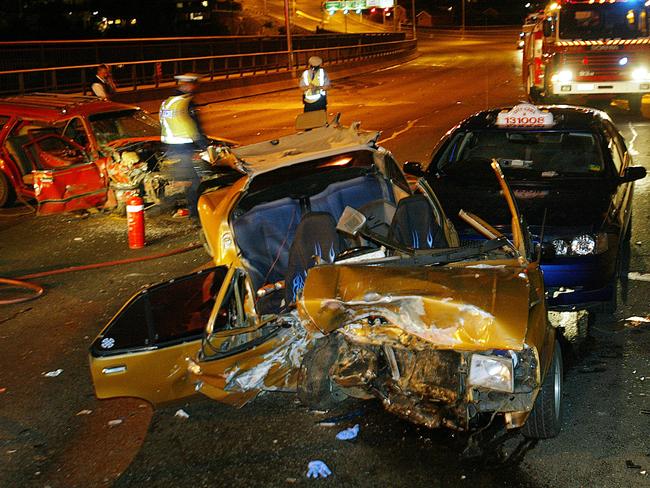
2, 35, 650, 488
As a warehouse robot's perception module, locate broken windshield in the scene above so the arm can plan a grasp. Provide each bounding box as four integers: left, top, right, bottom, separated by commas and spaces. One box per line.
89, 109, 160, 146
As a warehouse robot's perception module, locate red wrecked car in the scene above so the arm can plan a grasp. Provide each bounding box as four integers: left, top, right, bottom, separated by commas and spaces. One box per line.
0, 93, 231, 214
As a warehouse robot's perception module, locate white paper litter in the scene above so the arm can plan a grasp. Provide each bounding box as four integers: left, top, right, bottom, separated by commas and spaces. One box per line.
43, 369, 63, 377
625, 316, 650, 323
174, 409, 190, 419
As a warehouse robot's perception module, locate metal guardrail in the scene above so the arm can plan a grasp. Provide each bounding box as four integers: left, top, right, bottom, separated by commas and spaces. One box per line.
0, 33, 412, 96
418, 26, 520, 39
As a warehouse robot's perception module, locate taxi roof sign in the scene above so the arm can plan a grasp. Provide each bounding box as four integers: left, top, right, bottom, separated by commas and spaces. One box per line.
496, 104, 554, 128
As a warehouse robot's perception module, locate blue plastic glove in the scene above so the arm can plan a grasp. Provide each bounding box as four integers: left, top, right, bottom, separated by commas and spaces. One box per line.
336, 424, 359, 441
307, 460, 332, 479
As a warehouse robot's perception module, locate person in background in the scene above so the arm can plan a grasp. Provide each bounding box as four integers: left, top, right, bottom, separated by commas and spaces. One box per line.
91, 64, 117, 100
159, 73, 208, 220
299, 56, 330, 112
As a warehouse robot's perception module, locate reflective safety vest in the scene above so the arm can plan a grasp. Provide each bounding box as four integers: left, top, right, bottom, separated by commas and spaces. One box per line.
301, 68, 328, 103
159, 94, 199, 144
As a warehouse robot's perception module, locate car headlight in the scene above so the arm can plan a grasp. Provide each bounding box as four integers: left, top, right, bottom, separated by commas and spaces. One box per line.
469, 353, 514, 393
571, 234, 596, 255
552, 239, 569, 256
632, 66, 650, 81
550, 233, 607, 256
552, 69, 573, 83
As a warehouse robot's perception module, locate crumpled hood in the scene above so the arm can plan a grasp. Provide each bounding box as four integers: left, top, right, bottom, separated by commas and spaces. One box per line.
298, 263, 532, 351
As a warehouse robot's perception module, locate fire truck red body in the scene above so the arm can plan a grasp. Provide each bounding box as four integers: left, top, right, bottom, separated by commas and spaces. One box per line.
523, 0, 650, 112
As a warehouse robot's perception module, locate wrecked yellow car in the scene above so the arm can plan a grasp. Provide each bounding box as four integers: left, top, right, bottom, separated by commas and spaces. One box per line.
89, 120, 562, 440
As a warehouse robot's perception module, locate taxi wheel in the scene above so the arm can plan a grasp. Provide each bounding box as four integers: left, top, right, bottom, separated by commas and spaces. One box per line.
0, 172, 16, 208
604, 276, 618, 314
624, 215, 632, 242
628, 96, 642, 114
297, 336, 347, 410
521, 340, 563, 439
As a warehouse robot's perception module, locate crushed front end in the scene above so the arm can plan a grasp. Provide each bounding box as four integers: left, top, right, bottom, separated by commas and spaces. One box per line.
299, 263, 546, 431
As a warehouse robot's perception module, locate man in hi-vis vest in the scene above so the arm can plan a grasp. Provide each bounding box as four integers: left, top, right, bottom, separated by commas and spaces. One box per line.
159, 73, 208, 219
299, 56, 330, 112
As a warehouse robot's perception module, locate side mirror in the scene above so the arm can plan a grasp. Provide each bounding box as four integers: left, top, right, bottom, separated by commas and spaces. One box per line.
543, 18, 553, 37
620, 166, 647, 183
403, 161, 425, 177
336, 206, 367, 237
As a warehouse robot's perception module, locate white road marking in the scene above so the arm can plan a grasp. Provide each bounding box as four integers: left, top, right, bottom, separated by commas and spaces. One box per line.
628, 121, 640, 156
378, 119, 419, 144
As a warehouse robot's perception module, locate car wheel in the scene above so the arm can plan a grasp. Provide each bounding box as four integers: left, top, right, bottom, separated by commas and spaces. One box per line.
521, 340, 563, 439
603, 276, 618, 314
297, 335, 347, 410
624, 215, 632, 242
0, 171, 16, 208
628, 95, 643, 114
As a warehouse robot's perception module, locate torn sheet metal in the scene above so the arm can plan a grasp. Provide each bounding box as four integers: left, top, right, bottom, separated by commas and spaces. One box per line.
197, 314, 311, 407
299, 263, 531, 351
234, 123, 380, 178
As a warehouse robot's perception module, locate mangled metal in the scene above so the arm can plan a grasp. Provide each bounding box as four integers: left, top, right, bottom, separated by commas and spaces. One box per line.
89, 125, 560, 439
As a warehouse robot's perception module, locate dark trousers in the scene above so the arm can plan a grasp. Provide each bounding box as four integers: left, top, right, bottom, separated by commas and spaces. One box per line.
166, 144, 200, 218
303, 95, 327, 112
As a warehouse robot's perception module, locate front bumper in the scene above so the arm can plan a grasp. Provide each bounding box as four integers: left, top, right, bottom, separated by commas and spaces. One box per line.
331, 339, 540, 431
542, 252, 616, 310
551, 80, 650, 96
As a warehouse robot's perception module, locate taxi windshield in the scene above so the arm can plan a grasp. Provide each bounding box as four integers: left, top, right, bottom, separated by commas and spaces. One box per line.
89, 109, 160, 146
435, 130, 605, 178
559, 4, 650, 40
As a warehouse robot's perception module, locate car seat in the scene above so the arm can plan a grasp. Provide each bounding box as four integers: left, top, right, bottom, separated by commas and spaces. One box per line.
285, 212, 343, 305
388, 195, 448, 249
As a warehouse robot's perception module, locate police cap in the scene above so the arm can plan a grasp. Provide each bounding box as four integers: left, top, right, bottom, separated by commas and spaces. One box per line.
308, 56, 323, 67
174, 73, 202, 82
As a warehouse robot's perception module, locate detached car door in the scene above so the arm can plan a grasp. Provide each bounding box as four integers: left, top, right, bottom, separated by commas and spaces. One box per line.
90, 266, 299, 406
25, 134, 106, 214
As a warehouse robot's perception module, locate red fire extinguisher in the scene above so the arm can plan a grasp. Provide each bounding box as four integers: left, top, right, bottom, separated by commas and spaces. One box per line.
126, 196, 145, 249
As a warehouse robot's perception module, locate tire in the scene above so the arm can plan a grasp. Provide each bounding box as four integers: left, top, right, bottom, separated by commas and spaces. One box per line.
521, 340, 563, 439
297, 336, 347, 410
624, 215, 632, 242
0, 171, 16, 208
603, 274, 618, 314
628, 95, 643, 114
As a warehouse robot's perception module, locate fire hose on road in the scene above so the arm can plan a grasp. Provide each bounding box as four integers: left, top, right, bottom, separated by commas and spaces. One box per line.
0, 243, 202, 305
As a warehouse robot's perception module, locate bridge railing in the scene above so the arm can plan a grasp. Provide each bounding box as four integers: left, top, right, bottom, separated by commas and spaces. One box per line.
0, 33, 413, 96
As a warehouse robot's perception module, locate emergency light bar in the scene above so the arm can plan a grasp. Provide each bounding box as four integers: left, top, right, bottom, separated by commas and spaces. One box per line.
496, 104, 555, 127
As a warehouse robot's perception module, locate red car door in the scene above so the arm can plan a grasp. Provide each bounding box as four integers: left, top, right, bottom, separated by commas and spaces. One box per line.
26, 134, 106, 214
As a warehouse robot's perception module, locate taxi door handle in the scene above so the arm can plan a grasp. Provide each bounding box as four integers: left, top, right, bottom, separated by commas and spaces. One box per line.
102, 365, 127, 375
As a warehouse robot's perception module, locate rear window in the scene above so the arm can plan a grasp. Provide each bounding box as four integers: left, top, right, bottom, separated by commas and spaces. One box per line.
434, 130, 605, 178
241, 150, 377, 209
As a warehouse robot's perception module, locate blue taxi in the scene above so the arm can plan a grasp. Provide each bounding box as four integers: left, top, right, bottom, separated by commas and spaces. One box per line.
404, 104, 647, 311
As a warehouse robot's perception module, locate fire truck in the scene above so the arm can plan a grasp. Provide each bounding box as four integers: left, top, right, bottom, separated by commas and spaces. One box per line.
523, 0, 650, 112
